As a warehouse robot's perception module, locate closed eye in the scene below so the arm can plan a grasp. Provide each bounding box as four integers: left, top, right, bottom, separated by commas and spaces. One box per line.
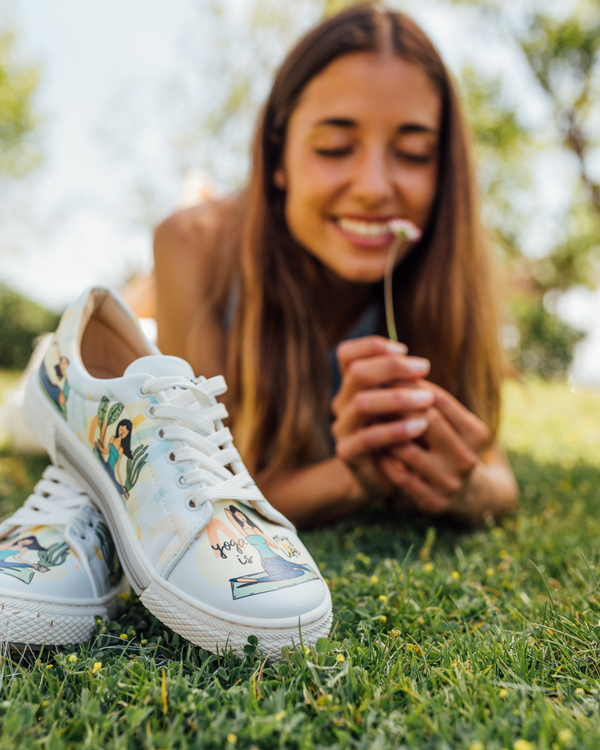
397, 152, 433, 164
314, 147, 353, 157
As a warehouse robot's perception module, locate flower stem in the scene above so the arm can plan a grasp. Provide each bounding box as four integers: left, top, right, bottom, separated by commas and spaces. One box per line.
384, 234, 404, 342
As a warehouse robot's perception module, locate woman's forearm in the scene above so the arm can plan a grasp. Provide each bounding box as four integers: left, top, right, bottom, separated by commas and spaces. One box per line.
447, 445, 519, 526
257, 456, 367, 528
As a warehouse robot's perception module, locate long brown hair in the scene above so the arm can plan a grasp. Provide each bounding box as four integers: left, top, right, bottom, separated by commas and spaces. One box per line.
216, 4, 500, 476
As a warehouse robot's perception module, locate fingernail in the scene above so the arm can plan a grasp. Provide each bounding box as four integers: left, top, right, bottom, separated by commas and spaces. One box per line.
406, 358, 429, 375
410, 389, 433, 405
386, 341, 407, 354
404, 417, 428, 436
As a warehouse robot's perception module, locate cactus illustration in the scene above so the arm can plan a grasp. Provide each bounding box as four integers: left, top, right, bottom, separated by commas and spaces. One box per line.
38, 541, 69, 569
125, 444, 148, 493
107, 402, 124, 427
96, 520, 120, 583
98, 396, 110, 446
98, 396, 109, 430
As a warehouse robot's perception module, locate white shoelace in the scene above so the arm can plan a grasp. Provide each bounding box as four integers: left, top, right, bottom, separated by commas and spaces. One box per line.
141, 374, 265, 510
6, 465, 94, 539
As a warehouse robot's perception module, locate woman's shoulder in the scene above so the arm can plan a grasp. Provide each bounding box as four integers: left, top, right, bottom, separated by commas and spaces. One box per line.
154, 194, 240, 267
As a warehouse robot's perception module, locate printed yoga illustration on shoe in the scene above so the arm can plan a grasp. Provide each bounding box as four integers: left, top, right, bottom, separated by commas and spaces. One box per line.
216, 504, 319, 600
93, 396, 148, 499
0, 533, 69, 584
39, 338, 70, 418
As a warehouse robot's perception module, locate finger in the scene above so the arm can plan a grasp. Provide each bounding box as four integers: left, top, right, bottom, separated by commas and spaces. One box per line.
335, 416, 428, 462
336, 336, 407, 377
426, 383, 490, 452
392, 434, 477, 494
333, 386, 435, 433
377, 454, 449, 514
416, 407, 479, 471
332, 354, 431, 416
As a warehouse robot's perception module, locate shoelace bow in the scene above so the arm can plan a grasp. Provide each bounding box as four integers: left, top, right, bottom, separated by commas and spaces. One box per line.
141, 374, 265, 510
7, 465, 94, 539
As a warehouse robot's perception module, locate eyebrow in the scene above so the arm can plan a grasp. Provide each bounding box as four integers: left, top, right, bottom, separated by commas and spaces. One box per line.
313, 118, 438, 135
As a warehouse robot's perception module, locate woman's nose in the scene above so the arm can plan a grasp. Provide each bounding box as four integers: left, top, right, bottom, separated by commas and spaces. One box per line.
351, 146, 395, 207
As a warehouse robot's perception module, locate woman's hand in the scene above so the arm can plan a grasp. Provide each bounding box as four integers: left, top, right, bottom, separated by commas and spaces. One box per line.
331, 335, 434, 503
379, 383, 490, 514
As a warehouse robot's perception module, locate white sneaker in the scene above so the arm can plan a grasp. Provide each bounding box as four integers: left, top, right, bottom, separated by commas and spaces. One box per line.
23, 287, 332, 656
0, 465, 128, 646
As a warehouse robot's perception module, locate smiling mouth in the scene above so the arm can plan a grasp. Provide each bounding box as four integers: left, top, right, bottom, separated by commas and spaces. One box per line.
336, 217, 394, 237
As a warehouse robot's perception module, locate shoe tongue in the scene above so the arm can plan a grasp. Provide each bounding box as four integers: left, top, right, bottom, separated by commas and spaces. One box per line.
124, 355, 195, 380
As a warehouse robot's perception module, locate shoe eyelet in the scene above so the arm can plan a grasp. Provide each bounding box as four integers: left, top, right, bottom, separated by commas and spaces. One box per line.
146, 405, 156, 418
177, 475, 187, 488
186, 498, 197, 510
137, 385, 147, 398
155, 428, 166, 441
166, 452, 176, 464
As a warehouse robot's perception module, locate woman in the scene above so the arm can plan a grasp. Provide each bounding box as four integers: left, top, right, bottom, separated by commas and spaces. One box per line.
225, 505, 316, 584
95, 419, 133, 499
154, 5, 518, 527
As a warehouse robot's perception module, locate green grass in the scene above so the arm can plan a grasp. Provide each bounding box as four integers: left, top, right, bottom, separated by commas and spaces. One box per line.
2, 376, 600, 749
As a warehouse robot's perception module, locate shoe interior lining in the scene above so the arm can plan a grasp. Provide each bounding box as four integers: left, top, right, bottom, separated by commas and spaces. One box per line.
79, 290, 153, 379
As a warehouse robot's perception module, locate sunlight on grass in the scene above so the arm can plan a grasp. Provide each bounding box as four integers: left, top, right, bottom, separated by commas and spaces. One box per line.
501, 377, 600, 467
0, 370, 20, 399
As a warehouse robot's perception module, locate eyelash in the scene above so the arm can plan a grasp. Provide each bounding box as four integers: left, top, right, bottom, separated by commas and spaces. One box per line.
314, 147, 432, 164
314, 147, 353, 157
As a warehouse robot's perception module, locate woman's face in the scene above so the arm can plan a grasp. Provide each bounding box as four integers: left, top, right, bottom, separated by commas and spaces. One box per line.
118, 424, 130, 439
275, 52, 441, 284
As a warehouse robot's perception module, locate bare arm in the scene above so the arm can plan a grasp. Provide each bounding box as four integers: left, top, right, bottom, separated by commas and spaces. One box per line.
154, 198, 236, 379
262, 337, 517, 528
257, 456, 364, 528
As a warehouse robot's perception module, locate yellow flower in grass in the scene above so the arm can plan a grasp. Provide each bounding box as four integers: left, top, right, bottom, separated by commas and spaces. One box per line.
274, 711, 285, 721
558, 729, 573, 744
119, 633, 128, 640
68, 654, 77, 663
335, 654, 345, 663
499, 688, 508, 699
390, 629, 401, 637
486, 568, 494, 577
227, 734, 237, 744
370, 575, 379, 585
514, 740, 534, 750
469, 742, 484, 750
379, 616, 387, 624
423, 562, 434, 573
45, 664, 53, 670
92, 662, 102, 675
378, 594, 388, 603
451, 571, 460, 580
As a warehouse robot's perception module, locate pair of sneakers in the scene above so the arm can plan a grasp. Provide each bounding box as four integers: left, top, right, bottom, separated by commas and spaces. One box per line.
0, 287, 331, 656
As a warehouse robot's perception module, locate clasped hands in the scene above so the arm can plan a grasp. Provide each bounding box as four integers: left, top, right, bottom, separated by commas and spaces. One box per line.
331, 336, 490, 515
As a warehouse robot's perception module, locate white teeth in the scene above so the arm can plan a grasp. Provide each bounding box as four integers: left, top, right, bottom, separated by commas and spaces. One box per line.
337, 218, 392, 237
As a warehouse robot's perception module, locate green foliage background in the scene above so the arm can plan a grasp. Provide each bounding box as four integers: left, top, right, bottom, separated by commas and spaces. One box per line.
0, 284, 58, 369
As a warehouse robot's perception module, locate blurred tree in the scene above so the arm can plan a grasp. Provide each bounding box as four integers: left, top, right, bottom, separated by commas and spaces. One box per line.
0, 29, 40, 178
0, 25, 49, 370
453, 0, 600, 376
0, 284, 58, 369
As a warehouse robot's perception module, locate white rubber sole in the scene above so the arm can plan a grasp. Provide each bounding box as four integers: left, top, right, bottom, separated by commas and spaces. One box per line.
0, 576, 129, 647
23, 372, 332, 657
